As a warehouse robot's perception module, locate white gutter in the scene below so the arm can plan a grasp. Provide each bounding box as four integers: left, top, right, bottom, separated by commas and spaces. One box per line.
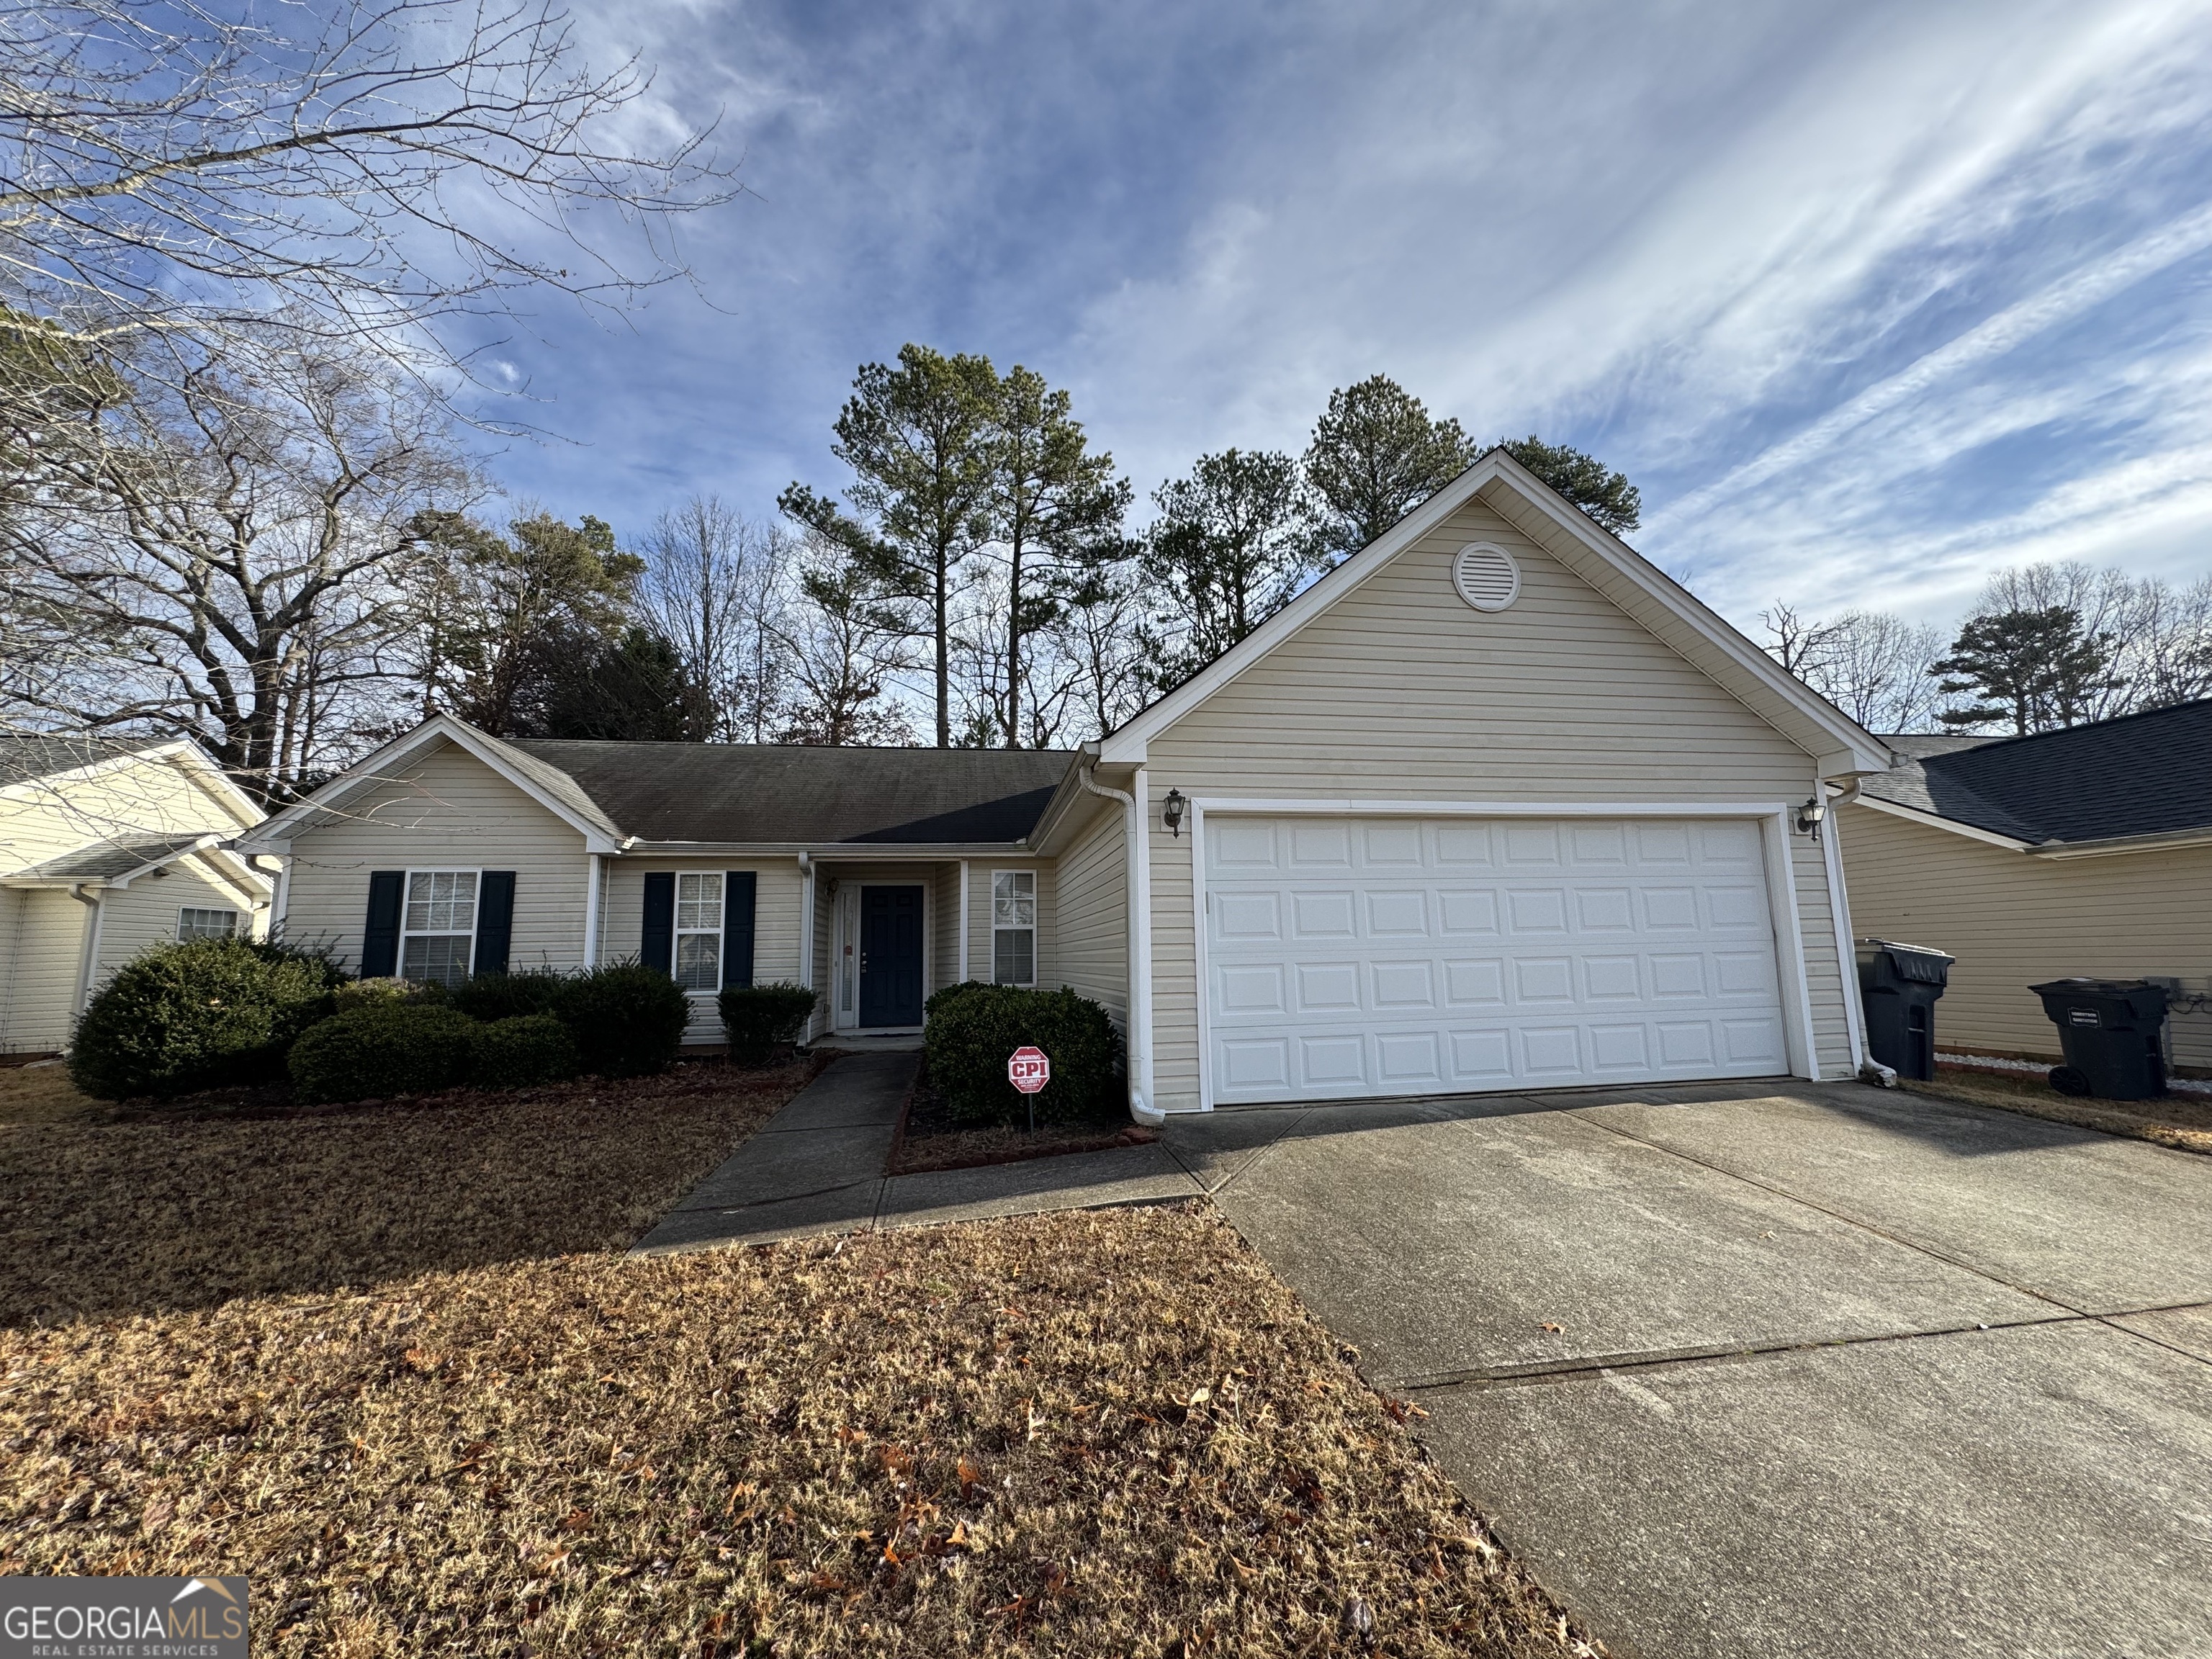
1818, 773, 1867, 1075
1082, 766, 1161, 1125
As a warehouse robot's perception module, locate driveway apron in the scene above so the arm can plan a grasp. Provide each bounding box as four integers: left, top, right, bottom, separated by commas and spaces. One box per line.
1190, 1079, 2212, 1659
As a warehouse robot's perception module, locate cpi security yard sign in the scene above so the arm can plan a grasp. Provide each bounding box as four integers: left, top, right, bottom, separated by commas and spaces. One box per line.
1007, 1046, 1051, 1094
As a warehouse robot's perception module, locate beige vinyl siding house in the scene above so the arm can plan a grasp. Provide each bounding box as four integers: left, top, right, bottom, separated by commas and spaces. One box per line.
1, 737, 271, 1054
247, 450, 1893, 1111
1838, 705, 2212, 1073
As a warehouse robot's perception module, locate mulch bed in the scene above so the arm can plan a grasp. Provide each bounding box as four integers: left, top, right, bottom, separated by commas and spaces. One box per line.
0, 1056, 825, 1327
0, 1204, 1600, 1658
887, 1071, 1156, 1177
1902, 1064, 2212, 1156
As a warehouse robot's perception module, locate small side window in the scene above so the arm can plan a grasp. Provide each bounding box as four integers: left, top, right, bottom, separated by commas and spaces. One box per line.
992, 871, 1035, 986
176, 907, 240, 942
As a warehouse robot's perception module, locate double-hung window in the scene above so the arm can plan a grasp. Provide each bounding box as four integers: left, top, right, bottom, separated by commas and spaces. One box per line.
992, 870, 1035, 986
675, 871, 723, 991
176, 907, 239, 942
401, 870, 477, 988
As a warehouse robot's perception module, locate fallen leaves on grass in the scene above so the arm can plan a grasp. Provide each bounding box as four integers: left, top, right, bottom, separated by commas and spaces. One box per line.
0, 1205, 1596, 1658
0, 1059, 818, 1326
1905, 1069, 2212, 1156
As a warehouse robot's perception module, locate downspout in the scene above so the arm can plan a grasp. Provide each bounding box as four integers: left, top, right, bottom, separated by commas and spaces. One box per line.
583, 853, 603, 968
1082, 767, 1162, 1125
1818, 774, 1875, 1080
797, 853, 817, 1042
68, 884, 105, 1025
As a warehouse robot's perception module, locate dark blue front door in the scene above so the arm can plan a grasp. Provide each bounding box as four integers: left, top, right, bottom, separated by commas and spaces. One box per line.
859, 885, 925, 1027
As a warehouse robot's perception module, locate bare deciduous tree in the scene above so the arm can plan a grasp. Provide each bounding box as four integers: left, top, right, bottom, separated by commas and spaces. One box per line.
1, 328, 469, 799
0, 0, 734, 367
636, 497, 793, 744
773, 543, 916, 747
1758, 601, 1951, 732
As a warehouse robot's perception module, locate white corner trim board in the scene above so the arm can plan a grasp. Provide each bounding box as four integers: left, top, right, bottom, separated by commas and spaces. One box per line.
1186, 798, 1823, 1112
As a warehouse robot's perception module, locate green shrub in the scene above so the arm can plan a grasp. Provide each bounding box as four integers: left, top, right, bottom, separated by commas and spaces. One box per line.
469, 1013, 580, 1089
335, 976, 444, 1012
716, 982, 818, 1066
923, 984, 1120, 1127
555, 961, 691, 1078
69, 937, 344, 1100
287, 1002, 479, 1105
923, 979, 994, 1020
451, 968, 568, 1023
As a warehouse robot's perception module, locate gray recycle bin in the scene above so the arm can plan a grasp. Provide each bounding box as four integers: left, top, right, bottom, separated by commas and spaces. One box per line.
1856, 938, 1954, 1082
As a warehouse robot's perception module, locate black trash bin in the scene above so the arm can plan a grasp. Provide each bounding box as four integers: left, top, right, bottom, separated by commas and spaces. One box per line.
1856, 939, 1954, 1080
2028, 979, 2169, 1100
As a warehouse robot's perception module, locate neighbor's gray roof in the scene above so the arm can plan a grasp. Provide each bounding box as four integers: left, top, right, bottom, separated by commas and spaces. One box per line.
504, 739, 1076, 845
6, 832, 212, 884
1863, 700, 2212, 845
0, 734, 153, 790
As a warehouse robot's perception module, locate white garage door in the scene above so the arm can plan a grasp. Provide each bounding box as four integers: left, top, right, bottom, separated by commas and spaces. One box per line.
1202, 814, 1791, 1105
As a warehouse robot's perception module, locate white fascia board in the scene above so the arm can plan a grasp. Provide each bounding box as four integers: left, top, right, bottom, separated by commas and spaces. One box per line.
1098, 451, 1892, 774
107, 833, 224, 889
238, 716, 624, 855
1851, 794, 2033, 851
2029, 827, 2212, 860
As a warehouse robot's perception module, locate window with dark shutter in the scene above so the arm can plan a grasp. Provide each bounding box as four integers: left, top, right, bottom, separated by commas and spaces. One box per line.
723, 871, 757, 988
361, 871, 405, 977
475, 871, 516, 974
640, 871, 675, 974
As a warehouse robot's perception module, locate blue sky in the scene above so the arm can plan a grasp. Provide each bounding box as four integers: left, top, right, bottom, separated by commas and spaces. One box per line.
465, 0, 2212, 634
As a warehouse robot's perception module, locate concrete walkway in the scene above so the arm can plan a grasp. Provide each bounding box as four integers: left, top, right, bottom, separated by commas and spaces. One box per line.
631, 1052, 1201, 1254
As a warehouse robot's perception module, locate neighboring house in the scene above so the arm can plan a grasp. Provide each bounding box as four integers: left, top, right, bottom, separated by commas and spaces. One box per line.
240, 451, 1892, 1112
1, 735, 274, 1055
1840, 701, 2212, 1071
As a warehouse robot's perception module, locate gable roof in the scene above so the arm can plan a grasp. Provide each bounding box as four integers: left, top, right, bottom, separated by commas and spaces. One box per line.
0, 734, 151, 789
1859, 700, 2212, 852
510, 739, 1074, 846
1097, 449, 1892, 775
243, 714, 1077, 853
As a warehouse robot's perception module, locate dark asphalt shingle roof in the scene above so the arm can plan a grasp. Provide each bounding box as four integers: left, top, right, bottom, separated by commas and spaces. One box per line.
0, 734, 149, 789
505, 740, 1076, 845
8, 833, 213, 883
1863, 700, 2212, 845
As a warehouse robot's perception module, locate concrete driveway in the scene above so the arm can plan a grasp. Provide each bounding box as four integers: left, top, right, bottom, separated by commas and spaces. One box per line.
1167, 1079, 2212, 1659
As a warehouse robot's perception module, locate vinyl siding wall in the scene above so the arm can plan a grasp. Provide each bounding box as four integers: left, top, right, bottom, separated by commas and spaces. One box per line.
933, 863, 962, 993
1053, 802, 1128, 1024
279, 740, 590, 974
598, 856, 806, 1043
1141, 490, 1853, 1111
1, 754, 249, 874
93, 853, 267, 984
0, 889, 87, 1053
1840, 803, 2212, 1070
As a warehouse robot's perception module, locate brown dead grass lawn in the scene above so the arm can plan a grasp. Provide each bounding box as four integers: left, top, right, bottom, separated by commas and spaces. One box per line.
0, 1205, 1594, 1659
1905, 1067, 2212, 1155
0, 1060, 818, 1328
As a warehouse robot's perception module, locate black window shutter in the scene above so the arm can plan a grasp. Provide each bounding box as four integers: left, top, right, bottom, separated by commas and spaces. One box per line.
640, 872, 675, 974
361, 871, 404, 978
474, 871, 516, 974
723, 871, 756, 989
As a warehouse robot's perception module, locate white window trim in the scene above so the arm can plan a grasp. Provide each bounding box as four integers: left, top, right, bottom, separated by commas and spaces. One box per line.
176, 906, 241, 942
1183, 799, 1819, 1112
401, 866, 481, 985
991, 868, 1038, 988
673, 871, 725, 995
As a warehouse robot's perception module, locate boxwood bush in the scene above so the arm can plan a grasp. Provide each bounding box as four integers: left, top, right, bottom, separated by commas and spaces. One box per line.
923, 984, 1120, 1126
555, 962, 691, 1078
287, 1002, 478, 1105
69, 937, 345, 1100
468, 1012, 580, 1089
451, 968, 567, 1023
334, 976, 442, 1012
716, 982, 818, 1066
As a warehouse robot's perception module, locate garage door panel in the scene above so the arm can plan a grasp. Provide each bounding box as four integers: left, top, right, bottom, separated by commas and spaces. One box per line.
1205, 813, 1793, 1105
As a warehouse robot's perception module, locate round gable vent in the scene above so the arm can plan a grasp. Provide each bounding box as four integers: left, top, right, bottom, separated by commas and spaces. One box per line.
1452, 542, 1521, 611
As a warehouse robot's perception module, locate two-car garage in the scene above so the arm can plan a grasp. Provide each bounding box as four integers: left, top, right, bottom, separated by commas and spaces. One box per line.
1200, 811, 1800, 1107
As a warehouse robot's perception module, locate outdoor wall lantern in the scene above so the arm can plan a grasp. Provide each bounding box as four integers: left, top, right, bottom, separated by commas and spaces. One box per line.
1161, 788, 1187, 837
1794, 795, 1826, 840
